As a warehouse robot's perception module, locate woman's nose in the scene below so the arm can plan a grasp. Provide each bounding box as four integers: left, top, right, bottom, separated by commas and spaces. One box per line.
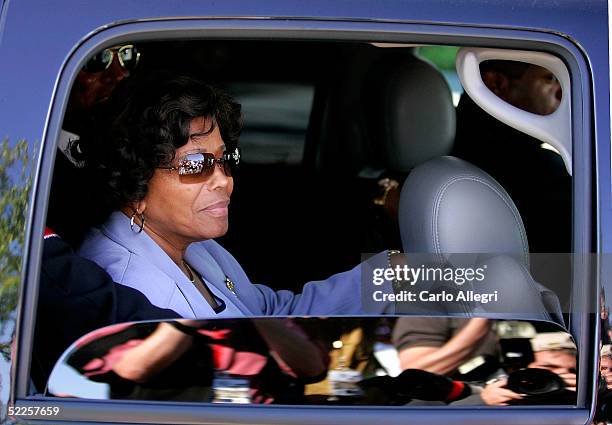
207, 161, 230, 190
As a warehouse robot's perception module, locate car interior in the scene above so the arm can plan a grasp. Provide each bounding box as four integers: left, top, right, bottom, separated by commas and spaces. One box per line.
20, 35, 581, 412
45, 38, 573, 295
45, 38, 573, 357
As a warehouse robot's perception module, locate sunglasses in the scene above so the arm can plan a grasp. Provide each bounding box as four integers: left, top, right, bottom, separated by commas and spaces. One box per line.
158, 148, 241, 178
82, 45, 141, 73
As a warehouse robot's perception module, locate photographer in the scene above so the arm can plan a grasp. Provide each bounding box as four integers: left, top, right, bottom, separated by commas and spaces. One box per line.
478, 332, 576, 406
595, 345, 612, 424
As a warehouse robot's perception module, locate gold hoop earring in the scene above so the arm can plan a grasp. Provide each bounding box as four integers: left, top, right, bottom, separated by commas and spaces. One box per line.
130, 211, 145, 233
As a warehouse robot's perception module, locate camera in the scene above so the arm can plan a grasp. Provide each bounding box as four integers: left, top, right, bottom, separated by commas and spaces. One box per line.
504, 368, 574, 405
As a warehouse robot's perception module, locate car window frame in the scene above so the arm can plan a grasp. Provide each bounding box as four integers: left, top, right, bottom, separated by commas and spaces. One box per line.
12, 18, 595, 425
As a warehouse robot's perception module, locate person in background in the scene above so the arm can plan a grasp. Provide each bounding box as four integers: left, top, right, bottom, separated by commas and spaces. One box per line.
600, 345, 612, 390
479, 332, 576, 406
452, 60, 570, 254
60, 44, 139, 165
392, 317, 498, 378
33, 44, 153, 392
48, 44, 140, 245
477, 60, 562, 116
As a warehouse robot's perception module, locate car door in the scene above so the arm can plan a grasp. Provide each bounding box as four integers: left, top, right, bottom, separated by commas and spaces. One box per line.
0, 1, 605, 424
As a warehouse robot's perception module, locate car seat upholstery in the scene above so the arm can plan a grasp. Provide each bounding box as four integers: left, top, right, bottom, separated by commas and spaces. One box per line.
356, 53, 457, 253
361, 54, 456, 175
452, 94, 571, 253
400, 157, 529, 265
397, 156, 564, 325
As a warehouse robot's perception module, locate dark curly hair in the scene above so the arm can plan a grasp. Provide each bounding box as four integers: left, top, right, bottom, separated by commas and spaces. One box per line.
84, 71, 242, 214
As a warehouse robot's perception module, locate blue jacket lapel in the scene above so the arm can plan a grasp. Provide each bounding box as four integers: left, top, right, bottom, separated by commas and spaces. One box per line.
185, 242, 254, 315
101, 212, 204, 317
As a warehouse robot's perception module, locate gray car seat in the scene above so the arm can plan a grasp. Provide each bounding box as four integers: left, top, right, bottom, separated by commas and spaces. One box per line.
398, 156, 564, 325
361, 53, 456, 176
359, 54, 563, 325
357, 53, 456, 252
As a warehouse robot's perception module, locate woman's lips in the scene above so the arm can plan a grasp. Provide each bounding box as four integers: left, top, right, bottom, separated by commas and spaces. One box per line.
202, 200, 229, 217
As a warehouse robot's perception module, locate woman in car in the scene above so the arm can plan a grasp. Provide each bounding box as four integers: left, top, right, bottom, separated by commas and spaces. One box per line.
78, 72, 392, 319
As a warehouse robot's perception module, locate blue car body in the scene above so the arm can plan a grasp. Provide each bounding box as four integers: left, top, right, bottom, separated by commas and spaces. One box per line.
0, 0, 608, 423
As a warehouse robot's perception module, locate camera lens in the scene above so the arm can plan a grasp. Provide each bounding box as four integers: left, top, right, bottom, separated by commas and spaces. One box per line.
506, 368, 565, 396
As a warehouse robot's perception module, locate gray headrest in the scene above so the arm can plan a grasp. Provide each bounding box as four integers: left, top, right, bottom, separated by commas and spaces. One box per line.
364, 57, 456, 172
398, 156, 529, 267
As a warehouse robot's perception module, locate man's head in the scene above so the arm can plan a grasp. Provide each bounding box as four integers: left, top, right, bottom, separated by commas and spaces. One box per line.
480, 60, 562, 116
69, 44, 140, 113
528, 332, 577, 375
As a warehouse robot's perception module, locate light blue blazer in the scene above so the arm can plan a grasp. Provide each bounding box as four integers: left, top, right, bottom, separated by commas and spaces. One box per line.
78, 211, 393, 319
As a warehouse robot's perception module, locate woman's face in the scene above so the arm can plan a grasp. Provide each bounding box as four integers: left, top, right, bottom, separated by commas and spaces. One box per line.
139, 116, 234, 247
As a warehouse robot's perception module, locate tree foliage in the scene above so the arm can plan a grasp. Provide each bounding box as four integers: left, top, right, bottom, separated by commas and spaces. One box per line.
0, 138, 33, 358
417, 45, 460, 70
